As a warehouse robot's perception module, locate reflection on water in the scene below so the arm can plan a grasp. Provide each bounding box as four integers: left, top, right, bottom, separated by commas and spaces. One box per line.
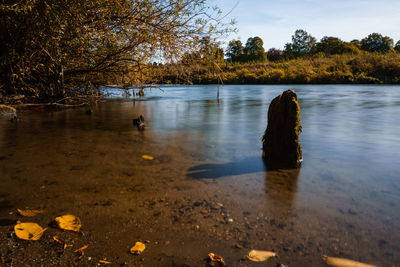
1, 84, 400, 265
264, 168, 300, 221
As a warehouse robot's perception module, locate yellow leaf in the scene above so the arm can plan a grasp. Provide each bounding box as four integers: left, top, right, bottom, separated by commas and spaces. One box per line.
323, 256, 377, 267
17, 209, 45, 217
141, 155, 154, 160
55, 214, 82, 232
246, 250, 276, 262
130, 241, 146, 254
14, 222, 47, 240
99, 259, 111, 264
74, 244, 89, 253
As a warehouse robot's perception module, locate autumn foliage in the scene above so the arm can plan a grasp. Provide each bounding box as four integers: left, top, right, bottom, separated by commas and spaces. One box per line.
0, 0, 232, 99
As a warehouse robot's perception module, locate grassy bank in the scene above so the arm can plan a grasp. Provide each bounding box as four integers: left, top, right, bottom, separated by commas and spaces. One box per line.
160, 52, 400, 84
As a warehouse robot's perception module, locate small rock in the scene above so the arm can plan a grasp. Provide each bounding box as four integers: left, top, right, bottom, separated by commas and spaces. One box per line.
193, 201, 202, 207
133, 115, 145, 130
348, 209, 357, 215
102, 201, 112, 206
153, 211, 161, 217
9, 116, 21, 122
234, 244, 243, 249
378, 239, 387, 247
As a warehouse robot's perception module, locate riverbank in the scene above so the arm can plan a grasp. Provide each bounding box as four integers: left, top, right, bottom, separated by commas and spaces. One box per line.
160, 52, 400, 85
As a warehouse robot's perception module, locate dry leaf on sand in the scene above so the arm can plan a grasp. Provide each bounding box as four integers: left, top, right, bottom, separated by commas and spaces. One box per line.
246, 250, 276, 262
14, 222, 47, 240
130, 241, 146, 254
323, 255, 377, 267
55, 214, 82, 232
208, 253, 225, 265
17, 209, 45, 217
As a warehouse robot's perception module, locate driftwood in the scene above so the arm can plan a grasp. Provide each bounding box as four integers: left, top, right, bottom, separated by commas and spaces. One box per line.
103, 84, 164, 92
12, 96, 102, 110
262, 90, 302, 169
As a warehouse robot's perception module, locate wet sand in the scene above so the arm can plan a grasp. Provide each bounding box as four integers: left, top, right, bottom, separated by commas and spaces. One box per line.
1, 85, 400, 266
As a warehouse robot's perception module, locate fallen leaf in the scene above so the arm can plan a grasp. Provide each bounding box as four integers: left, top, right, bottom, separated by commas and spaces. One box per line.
55, 214, 82, 232
14, 222, 47, 240
323, 256, 377, 267
53, 236, 67, 249
141, 155, 154, 160
74, 244, 89, 253
130, 241, 146, 254
99, 259, 111, 264
208, 253, 225, 265
17, 209, 45, 217
246, 250, 276, 262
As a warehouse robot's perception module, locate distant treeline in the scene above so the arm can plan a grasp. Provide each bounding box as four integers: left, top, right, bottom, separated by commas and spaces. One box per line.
225, 30, 400, 63
161, 53, 400, 84
157, 30, 400, 84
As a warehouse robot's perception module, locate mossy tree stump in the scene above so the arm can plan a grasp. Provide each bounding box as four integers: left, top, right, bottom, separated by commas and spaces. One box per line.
262, 90, 302, 168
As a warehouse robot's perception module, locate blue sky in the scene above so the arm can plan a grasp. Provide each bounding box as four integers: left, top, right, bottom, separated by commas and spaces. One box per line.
212, 0, 400, 50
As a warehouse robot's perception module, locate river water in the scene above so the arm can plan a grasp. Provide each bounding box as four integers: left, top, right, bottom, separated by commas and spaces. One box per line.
0, 85, 399, 266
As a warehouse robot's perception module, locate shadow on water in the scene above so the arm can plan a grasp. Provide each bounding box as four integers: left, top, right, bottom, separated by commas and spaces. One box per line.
187, 156, 266, 179
187, 155, 300, 181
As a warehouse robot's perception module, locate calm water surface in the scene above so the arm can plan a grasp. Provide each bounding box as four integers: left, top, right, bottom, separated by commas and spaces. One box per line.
1, 84, 400, 266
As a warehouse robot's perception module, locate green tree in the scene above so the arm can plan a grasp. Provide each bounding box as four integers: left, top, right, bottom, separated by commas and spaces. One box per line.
284, 29, 316, 58
314, 36, 360, 55
199, 36, 224, 63
0, 0, 233, 98
267, 48, 284, 62
243, 36, 266, 62
360, 33, 393, 53
395, 41, 400, 53
350, 39, 361, 49
225, 39, 244, 62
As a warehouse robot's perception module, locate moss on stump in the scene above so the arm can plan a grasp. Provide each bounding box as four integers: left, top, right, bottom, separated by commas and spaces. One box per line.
262, 90, 302, 168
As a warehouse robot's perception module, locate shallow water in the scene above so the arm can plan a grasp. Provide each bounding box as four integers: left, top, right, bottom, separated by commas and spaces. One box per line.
1, 84, 400, 266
